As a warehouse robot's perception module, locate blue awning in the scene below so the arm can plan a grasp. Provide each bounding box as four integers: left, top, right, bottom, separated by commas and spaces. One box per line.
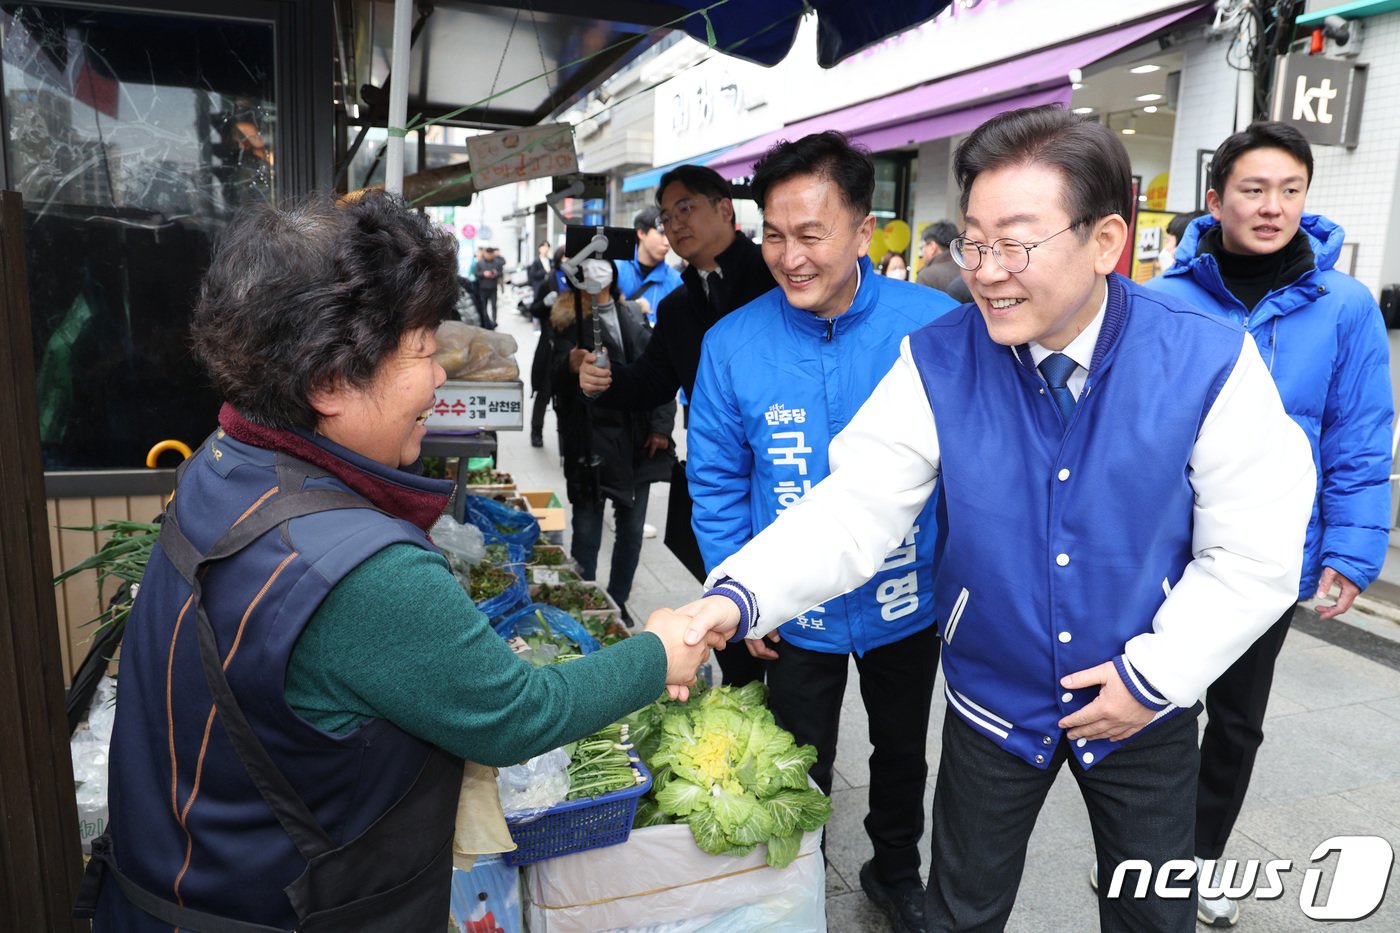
622, 146, 739, 192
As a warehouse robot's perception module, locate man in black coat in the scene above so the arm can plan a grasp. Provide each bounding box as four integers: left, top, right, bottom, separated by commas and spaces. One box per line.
578, 164, 775, 685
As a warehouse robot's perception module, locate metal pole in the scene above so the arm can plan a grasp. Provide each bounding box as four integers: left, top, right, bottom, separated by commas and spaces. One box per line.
385, 0, 414, 195
1235, 11, 1256, 131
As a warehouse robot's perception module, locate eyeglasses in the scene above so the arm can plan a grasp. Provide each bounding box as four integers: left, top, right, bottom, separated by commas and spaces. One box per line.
657, 197, 719, 231
949, 220, 1086, 273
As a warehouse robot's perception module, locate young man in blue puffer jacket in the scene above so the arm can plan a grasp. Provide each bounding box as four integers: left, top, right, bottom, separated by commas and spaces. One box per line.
1144, 120, 1393, 928
688, 131, 957, 933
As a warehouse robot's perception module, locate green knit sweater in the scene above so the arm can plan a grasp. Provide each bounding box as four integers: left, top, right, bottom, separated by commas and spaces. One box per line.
285, 543, 666, 766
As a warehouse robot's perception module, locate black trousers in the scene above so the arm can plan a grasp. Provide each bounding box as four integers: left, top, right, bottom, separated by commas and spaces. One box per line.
478, 286, 497, 328
1196, 603, 1297, 860
928, 706, 1200, 932
714, 640, 767, 687
766, 624, 939, 886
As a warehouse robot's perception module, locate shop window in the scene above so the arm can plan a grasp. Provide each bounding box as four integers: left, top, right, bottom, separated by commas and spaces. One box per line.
2, 3, 275, 470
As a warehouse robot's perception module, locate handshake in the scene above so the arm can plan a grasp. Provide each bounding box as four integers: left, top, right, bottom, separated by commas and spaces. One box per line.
641, 595, 745, 700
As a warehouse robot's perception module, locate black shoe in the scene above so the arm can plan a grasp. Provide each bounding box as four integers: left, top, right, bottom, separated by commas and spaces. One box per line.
530, 431, 543, 448
860, 861, 927, 933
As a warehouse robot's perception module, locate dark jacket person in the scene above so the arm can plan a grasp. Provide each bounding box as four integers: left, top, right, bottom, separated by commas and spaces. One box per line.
81, 190, 708, 931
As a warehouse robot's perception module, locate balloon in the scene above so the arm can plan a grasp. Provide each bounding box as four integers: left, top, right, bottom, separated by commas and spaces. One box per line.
868, 228, 888, 263
883, 220, 911, 253
1145, 173, 1169, 211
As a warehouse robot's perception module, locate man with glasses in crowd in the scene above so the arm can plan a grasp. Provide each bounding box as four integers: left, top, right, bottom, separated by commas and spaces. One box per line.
915, 219, 971, 303
674, 105, 1315, 931
688, 131, 955, 933
578, 165, 776, 689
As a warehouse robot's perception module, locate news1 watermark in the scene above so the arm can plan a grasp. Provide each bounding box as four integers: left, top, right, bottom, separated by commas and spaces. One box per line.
1106, 836, 1395, 921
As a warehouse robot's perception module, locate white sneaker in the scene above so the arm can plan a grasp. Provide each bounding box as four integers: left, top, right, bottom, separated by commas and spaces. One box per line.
642, 522, 657, 538
1196, 857, 1241, 927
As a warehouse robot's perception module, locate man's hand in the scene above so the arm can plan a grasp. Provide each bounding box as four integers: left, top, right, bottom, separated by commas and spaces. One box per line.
643, 608, 712, 703
746, 630, 780, 660
578, 352, 612, 394
644, 433, 670, 458
1058, 661, 1155, 742
678, 595, 741, 650
1314, 567, 1361, 620
568, 348, 589, 374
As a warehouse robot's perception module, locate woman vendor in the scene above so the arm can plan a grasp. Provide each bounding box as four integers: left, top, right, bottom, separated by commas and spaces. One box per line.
79, 190, 708, 931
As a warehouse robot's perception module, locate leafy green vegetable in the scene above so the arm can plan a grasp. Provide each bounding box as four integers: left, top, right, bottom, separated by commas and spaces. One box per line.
633, 684, 831, 868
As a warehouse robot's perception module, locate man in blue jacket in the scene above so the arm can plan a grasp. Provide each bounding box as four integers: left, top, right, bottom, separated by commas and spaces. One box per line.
677, 106, 1315, 932
688, 131, 956, 933
616, 206, 683, 324
1143, 121, 1393, 927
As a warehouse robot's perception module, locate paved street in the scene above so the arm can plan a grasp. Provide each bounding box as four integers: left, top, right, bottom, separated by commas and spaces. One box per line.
485, 304, 1400, 931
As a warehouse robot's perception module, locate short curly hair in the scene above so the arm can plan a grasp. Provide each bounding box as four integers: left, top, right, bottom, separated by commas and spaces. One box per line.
191, 190, 459, 429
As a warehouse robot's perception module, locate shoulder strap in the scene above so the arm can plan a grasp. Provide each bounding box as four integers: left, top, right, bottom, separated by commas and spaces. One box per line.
158, 454, 394, 861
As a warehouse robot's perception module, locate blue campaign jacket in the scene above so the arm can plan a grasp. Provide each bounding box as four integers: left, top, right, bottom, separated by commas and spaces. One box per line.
910, 275, 1241, 769
689, 256, 957, 654
617, 253, 683, 324
97, 429, 459, 930
1147, 214, 1393, 595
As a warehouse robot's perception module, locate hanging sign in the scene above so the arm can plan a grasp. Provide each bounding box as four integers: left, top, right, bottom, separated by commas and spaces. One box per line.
466, 124, 579, 191
1270, 54, 1367, 149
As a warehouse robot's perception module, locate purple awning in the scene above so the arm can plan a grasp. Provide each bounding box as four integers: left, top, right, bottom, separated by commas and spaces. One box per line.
705, 4, 1206, 178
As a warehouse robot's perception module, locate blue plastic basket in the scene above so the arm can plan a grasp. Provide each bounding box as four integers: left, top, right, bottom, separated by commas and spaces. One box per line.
501, 757, 651, 866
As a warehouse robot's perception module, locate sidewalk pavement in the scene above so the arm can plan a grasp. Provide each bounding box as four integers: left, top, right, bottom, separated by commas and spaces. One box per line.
483, 305, 1400, 931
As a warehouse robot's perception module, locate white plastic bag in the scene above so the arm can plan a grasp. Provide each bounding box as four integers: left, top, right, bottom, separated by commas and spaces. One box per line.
71, 675, 118, 852
497, 747, 571, 819
431, 514, 487, 582
524, 823, 826, 932
434, 320, 519, 381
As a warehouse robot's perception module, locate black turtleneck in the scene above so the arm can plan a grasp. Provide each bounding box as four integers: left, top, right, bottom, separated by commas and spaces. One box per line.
1198, 226, 1314, 312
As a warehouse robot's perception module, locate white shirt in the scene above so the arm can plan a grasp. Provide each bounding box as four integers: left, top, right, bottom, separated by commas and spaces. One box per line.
1024, 291, 1105, 400
711, 307, 1315, 707
698, 266, 723, 298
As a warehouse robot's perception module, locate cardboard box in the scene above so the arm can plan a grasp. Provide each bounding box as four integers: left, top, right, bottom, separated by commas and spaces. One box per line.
426, 380, 524, 431
519, 490, 565, 532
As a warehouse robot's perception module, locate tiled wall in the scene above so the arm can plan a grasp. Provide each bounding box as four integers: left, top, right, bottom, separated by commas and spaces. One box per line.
1166, 34, 1241, 214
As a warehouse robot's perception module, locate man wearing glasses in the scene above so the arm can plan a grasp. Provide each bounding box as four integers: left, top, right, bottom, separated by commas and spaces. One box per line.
688, 131, 955, 933
579, 165, 776, 687
673, 105, 1315, 931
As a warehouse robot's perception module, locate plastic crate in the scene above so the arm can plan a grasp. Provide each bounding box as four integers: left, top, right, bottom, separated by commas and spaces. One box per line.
502, 757, 651, 866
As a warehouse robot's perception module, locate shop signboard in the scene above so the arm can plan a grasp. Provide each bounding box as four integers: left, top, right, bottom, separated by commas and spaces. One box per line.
426, 381, 524, 430
1131, 210, 1174, 283
466, 125, 579, 191
1270, 54, 1367, 149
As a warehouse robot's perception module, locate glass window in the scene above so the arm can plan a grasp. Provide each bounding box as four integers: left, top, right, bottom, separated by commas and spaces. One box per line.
2, 3, 275, 470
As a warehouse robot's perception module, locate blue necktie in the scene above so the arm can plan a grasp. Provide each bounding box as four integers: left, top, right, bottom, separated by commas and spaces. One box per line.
1039, 352, 1078, 422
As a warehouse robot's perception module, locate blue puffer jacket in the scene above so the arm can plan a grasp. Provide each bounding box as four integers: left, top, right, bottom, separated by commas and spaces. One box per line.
1146, 213, 1393, 595
689, 256, 957, 653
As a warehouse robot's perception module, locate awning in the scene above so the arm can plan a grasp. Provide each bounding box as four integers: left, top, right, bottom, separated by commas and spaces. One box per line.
705, 3, 1207, 179
622, 145, 739, 192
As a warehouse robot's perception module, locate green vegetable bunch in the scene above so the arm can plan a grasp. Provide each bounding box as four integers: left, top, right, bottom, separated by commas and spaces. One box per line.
54, 520, 161, 639
565, 723, 645, 800
635, 683, 831, 869
465, 468, 512, 486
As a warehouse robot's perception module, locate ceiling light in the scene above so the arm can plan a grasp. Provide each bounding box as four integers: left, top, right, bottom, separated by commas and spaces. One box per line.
1136, 93, 1163, 102
1121, 115, 1138, 136
1072, 106, 1094, 114
1129, 64, 1161, 75
1071, 82, 1083, 90
1143, 105, 1158, 113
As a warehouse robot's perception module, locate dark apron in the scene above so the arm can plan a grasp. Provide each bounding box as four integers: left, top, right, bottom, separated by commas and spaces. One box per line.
76, 457, 464, 932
